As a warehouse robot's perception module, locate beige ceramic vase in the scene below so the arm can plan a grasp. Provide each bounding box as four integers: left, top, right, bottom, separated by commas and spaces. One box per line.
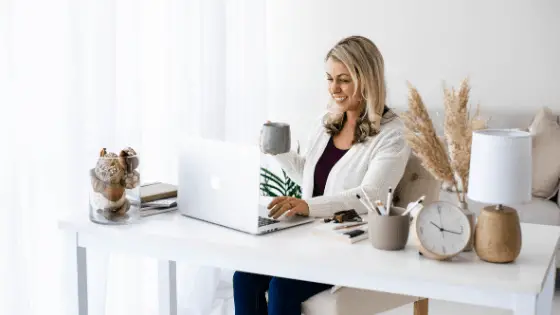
458, 201, 475, 252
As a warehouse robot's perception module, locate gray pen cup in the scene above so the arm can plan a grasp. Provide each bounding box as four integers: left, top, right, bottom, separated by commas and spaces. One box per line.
368, 206, 410, 251
260, 122, 291, 155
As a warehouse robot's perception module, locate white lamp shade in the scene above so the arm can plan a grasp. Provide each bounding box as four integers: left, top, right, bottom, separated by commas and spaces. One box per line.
467, 129, 532, 205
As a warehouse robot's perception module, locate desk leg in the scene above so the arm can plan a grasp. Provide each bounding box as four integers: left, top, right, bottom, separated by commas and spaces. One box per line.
158, 260, 177, 315
514, 295, 538, 315
536, 259, 555, 315
413, 298, 429, 315
65, 232, 88, 315
514, 258, 555, 315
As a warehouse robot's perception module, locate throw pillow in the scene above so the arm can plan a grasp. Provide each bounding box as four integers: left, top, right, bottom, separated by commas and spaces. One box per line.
557, 182, 560, 207
529, 107, 560, 198
553, 180, 560, 208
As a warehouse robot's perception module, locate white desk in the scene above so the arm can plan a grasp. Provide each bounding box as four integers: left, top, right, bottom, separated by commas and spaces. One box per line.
59, 212, 559, 315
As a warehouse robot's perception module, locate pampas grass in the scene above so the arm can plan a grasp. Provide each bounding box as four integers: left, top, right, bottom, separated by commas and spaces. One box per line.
403, 78, 488, 204
402, 82, 462, 203
443, 78, 472, 203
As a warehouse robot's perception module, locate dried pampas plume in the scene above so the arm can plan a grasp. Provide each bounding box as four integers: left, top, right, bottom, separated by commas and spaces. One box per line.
402, 82, 462, 203
404, 77, 488, 204
443, 78, 472, 203
442, 78, 489, 202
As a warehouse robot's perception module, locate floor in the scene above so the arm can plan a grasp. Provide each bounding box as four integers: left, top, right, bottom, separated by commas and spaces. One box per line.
382, 291, 560, 315
191, 273, 560, 315
203, 290, 560, 315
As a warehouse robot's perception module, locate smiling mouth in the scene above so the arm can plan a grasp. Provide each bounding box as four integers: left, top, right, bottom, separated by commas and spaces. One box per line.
333, 96, 347, 102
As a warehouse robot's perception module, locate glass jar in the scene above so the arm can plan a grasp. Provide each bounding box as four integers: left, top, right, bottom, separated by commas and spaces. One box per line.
89, 147, 141, 225
458, 201, 476, 252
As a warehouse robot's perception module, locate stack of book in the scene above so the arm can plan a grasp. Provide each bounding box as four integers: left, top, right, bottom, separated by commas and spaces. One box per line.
312, 221, 369, 244
139, 182, 178, 217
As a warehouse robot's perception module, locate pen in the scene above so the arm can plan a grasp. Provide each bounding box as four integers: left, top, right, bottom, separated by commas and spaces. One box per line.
360, 187, 377, 215
356, 194, 381, 215
403, 203, 423, 217
386, 187, 393, 216
375, 200, 387, 216
401, 196, 425, 216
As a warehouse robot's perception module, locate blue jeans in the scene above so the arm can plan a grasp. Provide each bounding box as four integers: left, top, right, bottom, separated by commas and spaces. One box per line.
233, 271, 332, 315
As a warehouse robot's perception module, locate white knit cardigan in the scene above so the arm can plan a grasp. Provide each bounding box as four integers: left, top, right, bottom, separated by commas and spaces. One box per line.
274, 111, 411, 218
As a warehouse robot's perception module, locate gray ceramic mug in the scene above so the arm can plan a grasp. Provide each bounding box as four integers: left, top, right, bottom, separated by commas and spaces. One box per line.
368, 206, 410, 251
260, 122, 291, 155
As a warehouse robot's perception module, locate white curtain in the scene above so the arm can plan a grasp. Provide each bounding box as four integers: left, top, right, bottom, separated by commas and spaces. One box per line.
0, 0, 267, 314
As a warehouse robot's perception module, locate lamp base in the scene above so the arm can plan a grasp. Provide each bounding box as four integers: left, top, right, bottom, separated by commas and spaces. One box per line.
474, 205, 522, 263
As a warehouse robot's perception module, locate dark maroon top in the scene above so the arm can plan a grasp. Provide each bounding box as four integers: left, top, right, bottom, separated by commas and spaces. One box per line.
312, 107, 389, 197
312, 137, 349, 197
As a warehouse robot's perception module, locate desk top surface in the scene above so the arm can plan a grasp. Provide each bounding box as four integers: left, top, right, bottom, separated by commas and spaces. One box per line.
59, 212, 559, 295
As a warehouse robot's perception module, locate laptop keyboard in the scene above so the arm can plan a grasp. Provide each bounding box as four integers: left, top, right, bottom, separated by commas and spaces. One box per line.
258, 216, 279, 227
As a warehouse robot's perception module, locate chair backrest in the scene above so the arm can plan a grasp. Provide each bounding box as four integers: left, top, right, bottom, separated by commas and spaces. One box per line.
393, 154, 441, 209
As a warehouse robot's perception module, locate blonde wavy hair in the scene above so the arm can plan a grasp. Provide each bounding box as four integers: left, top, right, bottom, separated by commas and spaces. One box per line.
323, 35, 387, 143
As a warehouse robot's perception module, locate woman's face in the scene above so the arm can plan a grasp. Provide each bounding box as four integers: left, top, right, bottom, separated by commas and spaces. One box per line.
326, 58, 362, 112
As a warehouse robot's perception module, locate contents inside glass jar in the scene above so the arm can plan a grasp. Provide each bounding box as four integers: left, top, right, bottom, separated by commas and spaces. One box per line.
89, 147, 140, 223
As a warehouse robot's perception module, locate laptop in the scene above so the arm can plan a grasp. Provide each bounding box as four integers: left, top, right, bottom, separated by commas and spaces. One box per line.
178, 137, 315, 235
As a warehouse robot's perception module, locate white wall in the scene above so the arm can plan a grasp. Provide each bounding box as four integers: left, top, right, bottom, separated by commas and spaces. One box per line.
265, 0, 560, 142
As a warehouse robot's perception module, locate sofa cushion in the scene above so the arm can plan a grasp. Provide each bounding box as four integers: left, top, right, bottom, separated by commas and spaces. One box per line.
516, 197, 560, 226
529, 107, 560, 198
302, 288, 337, 315
439, 190, 560, 225
557, 183, 560, 208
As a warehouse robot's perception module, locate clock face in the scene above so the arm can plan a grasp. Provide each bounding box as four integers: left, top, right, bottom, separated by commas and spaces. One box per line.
416, 201, 471, 258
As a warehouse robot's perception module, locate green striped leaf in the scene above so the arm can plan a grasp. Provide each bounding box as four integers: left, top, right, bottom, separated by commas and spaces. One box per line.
260, 183, 284, 197
261, 167, 283, 182
260, 173, 285, 191
260, 167, 302, 198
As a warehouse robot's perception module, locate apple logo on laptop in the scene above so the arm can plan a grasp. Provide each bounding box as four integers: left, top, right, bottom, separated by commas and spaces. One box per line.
210, 176, 221, 190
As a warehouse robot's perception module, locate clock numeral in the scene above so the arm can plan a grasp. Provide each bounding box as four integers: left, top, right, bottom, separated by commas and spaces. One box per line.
419, 227, 424, 234
442, 246, 446, 254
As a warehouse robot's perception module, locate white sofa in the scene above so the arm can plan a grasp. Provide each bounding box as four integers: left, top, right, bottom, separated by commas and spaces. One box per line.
439, 191, 560, 227
440, 108, 560, 266
440, 190, 560, 264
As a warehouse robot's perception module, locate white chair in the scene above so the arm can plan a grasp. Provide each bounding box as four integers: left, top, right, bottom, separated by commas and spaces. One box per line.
302, 155, 441, 315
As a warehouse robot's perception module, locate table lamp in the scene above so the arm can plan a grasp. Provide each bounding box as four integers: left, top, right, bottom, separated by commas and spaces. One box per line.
467, 129, 532, 263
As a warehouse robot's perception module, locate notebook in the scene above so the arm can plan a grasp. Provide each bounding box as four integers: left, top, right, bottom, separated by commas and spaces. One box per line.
140, 182, 178, 203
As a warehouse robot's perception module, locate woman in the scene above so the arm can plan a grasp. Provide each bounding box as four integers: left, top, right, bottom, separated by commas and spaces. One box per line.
233, 35, 411, 315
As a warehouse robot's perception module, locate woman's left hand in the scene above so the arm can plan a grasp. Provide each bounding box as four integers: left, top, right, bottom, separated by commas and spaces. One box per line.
267, 196, 310, 219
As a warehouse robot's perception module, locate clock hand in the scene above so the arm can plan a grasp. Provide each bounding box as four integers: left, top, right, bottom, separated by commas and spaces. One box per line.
437, 205, 444, 229
430, 221, 441, 230
430, 221, 445, 238
442, 228, 463, 235
436, 205, 446, 238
